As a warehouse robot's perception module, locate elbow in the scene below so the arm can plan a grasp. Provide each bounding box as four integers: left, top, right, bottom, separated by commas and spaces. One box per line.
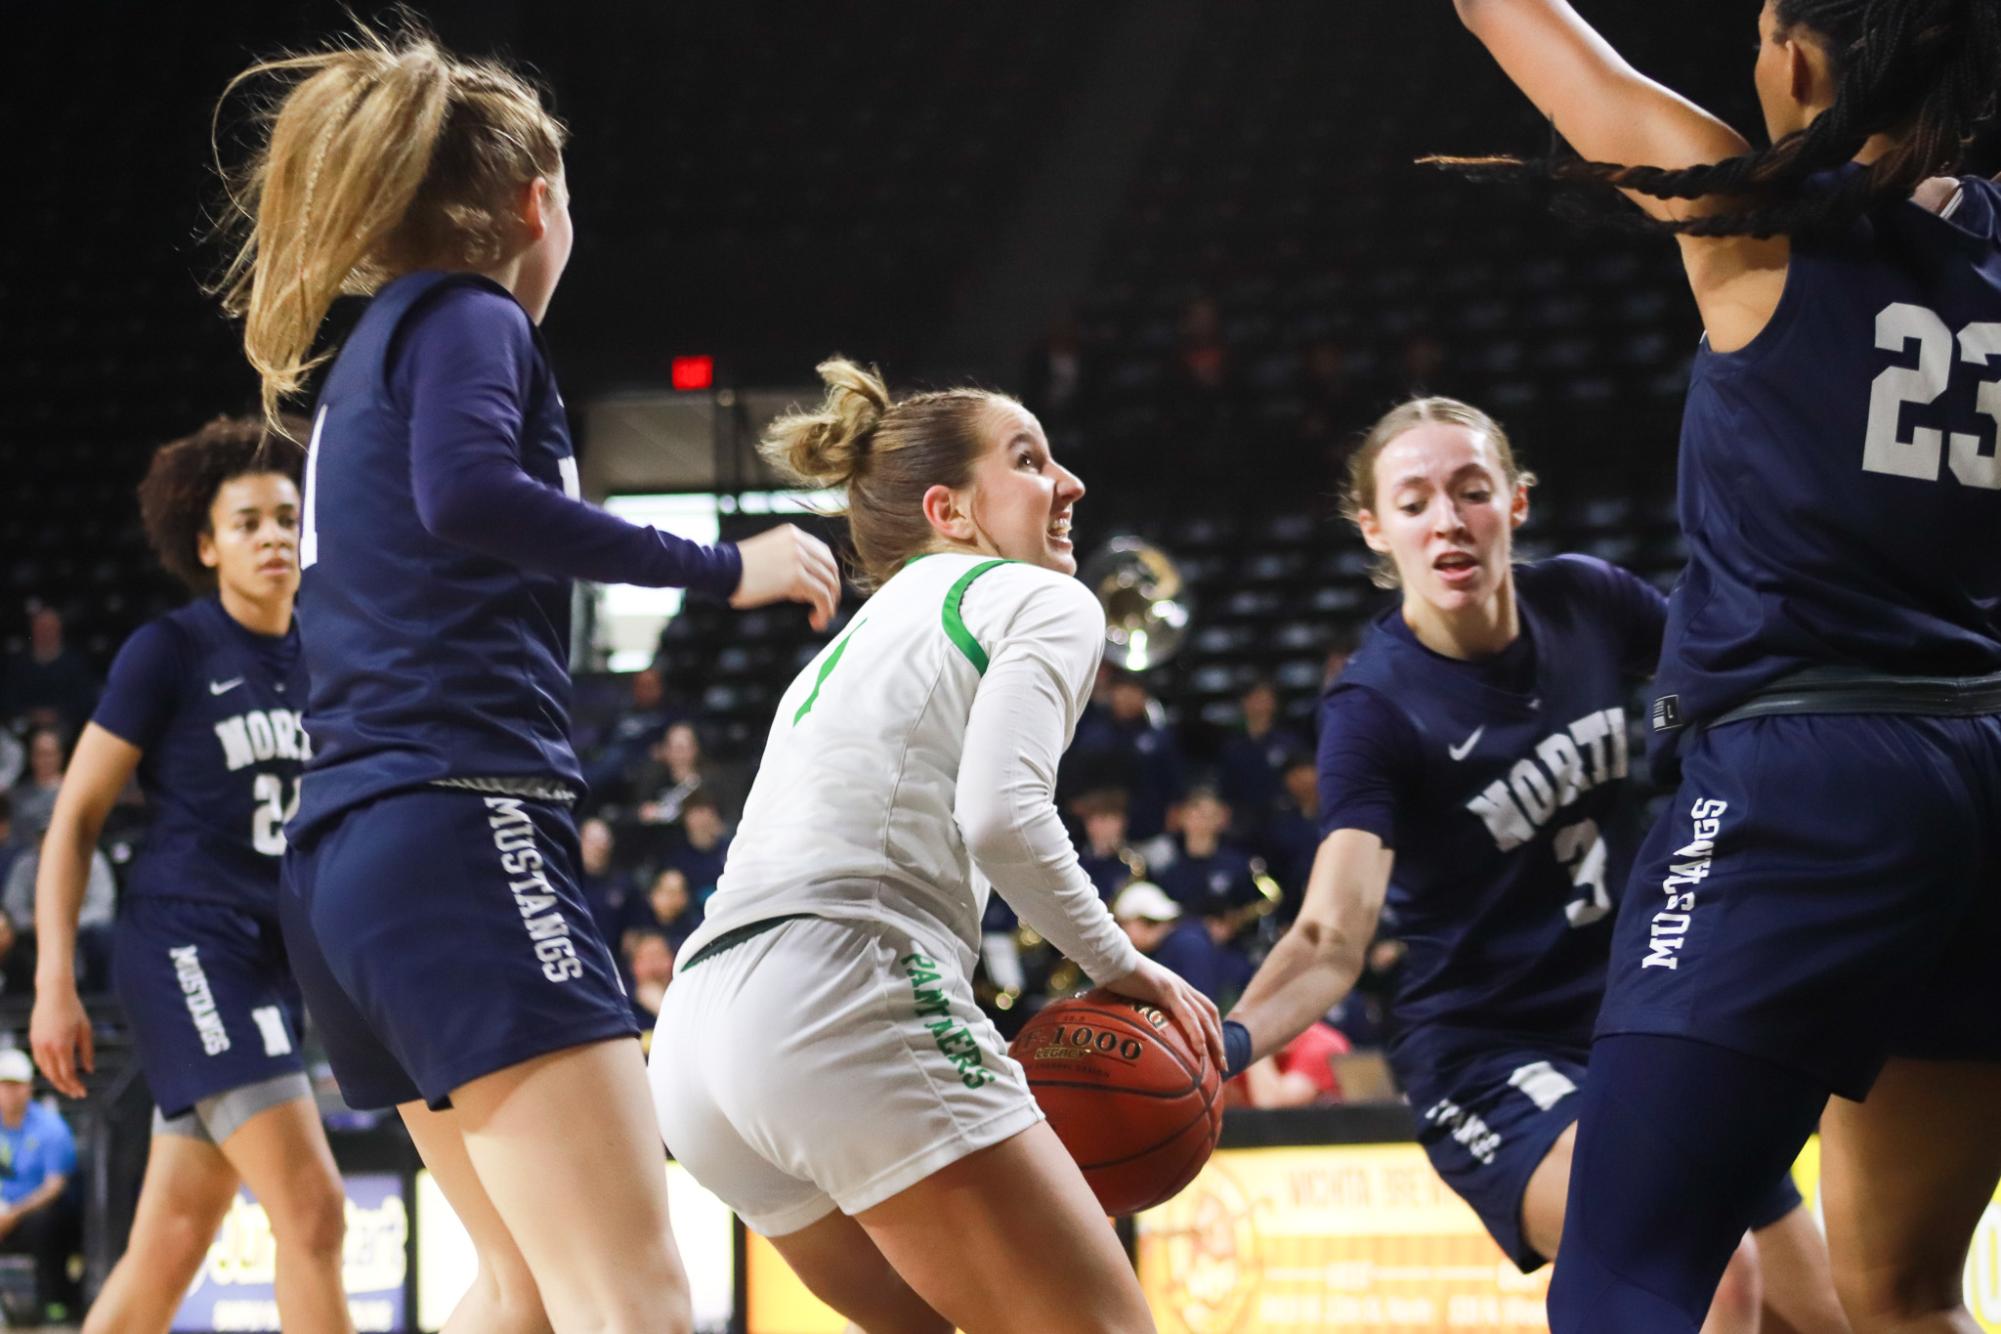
959, 811, 1014, 869
414, 490, 477, 545
1453, 0, 1494, 31
1291, 917, 1366, 975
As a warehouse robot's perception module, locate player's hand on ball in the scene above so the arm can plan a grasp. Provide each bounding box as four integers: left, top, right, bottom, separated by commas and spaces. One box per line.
731, 524, 841, 630
1104, 956, 1226, 1075
29, 983, 95, 1100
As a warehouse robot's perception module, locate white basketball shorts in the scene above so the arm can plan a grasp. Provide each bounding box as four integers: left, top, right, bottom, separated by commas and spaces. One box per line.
649, 913, 1043, 1236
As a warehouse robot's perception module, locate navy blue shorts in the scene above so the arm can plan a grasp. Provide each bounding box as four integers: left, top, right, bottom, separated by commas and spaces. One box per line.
113, 897, 307, 1120
281, 788, 638, 1111
1396, 1035, 1591, 1273
1397, 1031, 1805, 1272
1598, 713, 2001, 1100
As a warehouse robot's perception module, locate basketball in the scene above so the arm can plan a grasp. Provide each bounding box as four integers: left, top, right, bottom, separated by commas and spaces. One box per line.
1007, 989, 1223, 1216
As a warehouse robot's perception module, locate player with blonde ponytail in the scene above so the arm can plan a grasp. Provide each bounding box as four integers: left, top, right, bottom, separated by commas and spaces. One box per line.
212, 24, 839, 1334
653, 358, 1223, 1333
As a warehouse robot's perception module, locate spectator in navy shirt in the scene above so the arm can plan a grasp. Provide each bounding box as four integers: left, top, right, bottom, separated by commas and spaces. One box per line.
0, 608, 98, 739
1155, 787, 1260, 917
625, 930, 674, 1026
578, 818, 638, 948
584, 667, 680, 802
666, 790, 732, 905
1114, 882, 1252, 1008
624, 868, 701, 955
1219, 678, 1312, 846
1065, 671, 1184, 841
1071, 789, 1136, 903
1260, 757, 1323, 912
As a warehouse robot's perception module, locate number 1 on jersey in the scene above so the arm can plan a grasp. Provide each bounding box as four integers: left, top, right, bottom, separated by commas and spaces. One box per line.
300, 405, 328, 569
794, 619, 866, 725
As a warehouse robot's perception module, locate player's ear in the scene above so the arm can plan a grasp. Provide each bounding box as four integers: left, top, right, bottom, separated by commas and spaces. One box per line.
196, 529, 221, 571
518, 177, 551, 242
1785, 30, 1818, 108
1509, 482, 1531, 531
1355, 507, 1389, 554
921, 483, 977, 545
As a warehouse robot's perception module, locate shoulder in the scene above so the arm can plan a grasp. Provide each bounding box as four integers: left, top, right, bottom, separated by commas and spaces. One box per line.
389, 276, 539, 370
407, 280, 533, 342
1318, 682, 1418, 748
109, 613, 193, 681
965, 561, 1103, 637
1520, 553, 1659, 614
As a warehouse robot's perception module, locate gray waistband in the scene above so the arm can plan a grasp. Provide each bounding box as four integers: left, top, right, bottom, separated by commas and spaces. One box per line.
431, 776, 579, 804
1709, 666, 2001, 729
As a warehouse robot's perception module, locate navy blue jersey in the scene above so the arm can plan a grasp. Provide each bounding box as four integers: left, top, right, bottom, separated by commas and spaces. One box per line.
295, 272, 581, 836
1653, 172, 2001, 759
1319, 556, 1665, 1050
296, 273, 740, 839
92, 596, 306, 912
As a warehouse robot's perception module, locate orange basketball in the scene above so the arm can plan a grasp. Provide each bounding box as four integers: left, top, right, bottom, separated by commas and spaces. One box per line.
1007, 989, 1223, 1215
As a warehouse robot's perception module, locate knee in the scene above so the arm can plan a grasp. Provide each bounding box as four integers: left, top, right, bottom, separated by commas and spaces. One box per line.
273, 1172, 348, 1262
1710, 1235, 1762, 1326
468, 1250, 553, 1334
141, 1203, 228, 1281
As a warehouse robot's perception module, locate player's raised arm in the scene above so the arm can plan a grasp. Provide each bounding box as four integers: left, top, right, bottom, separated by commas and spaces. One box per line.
1225, 828, 1393, 1070
1450, 0, 1752, 225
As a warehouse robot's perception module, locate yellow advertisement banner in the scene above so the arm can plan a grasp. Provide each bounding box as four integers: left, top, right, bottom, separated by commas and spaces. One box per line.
1136, 1144, 1547, 1333
741, 1137, 2001, 1333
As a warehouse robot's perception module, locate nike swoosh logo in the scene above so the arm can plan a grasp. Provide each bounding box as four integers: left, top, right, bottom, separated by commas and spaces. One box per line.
1448, 726, 1485, 762
209, 678, 244, 696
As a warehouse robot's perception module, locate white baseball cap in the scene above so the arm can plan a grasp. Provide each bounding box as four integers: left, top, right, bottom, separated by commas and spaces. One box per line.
1113, 881, 1183, 924
0, 1050, 33, 1084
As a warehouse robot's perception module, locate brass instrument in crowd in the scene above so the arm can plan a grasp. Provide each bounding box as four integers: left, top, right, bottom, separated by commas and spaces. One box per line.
1081, 537, 1191, 670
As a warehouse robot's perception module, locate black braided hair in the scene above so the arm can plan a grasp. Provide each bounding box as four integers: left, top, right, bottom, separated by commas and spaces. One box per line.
1433, 0, 2001, 238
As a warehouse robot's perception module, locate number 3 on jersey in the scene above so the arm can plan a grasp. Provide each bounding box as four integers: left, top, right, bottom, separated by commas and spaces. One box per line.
1555, 818, 1612, 928
1864, 303, 2001, 487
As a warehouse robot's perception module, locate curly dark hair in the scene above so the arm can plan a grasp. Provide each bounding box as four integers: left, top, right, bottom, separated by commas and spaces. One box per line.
137, 416, 306, 591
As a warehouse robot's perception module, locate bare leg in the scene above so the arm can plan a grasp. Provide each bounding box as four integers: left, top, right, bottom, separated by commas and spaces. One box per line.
217, 1097, 354, 1334
1822, 1060, 2001, 1334
81, 1134, 238, 1334
855, 1122, 1154, 1334
768, 1209, 951, 1334
450, 1038, 691, 1334
1755, 1203, 1852, 1334
1524, 1122, 1765, 1334
398, 1100, 551, 1334
1517, 1121, 1576, 1262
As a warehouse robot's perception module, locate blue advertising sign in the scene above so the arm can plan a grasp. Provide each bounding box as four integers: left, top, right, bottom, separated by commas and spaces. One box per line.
173, 1171, 408, 1332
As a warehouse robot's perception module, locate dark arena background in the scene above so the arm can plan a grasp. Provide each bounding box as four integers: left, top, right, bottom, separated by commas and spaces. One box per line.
4, 3, 1999, 1331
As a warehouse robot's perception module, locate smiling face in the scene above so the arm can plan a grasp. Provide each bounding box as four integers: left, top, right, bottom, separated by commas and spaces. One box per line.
926, 400, 1085, 575
1357, 421, 1527, 620
198, 473, 301, 609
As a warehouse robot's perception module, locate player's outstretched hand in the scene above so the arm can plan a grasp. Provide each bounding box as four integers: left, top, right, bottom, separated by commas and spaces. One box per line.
30, 983, 94, 1100
731, 524, 841, 631
1105, 956, 1226, 1075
